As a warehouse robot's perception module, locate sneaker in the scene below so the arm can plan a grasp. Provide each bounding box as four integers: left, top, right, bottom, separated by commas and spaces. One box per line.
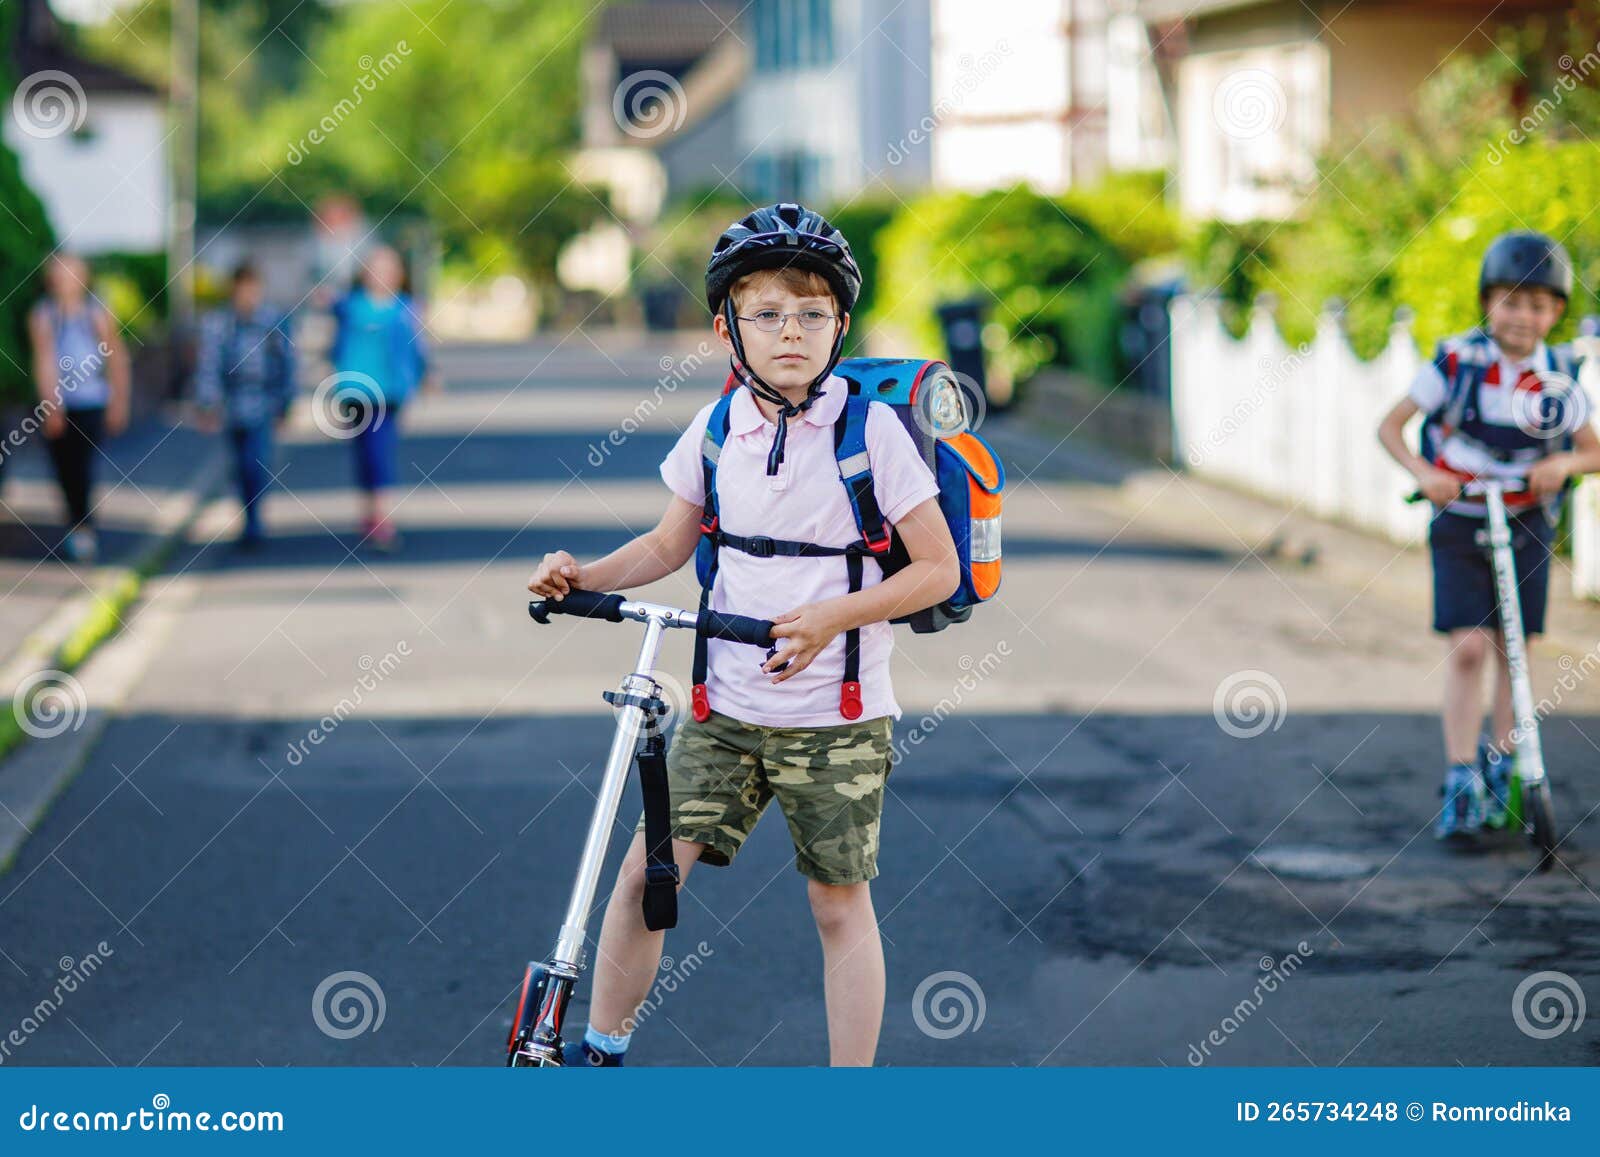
560, 1040, 624, 1067
1479, 740, 1514, 830
61, 529, 98, 563
364, 518, 400, 554
1435, 763, 1486, 842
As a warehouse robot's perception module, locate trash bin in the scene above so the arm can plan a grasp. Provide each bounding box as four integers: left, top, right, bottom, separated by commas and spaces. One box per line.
935, 299, 990, 404
640, 284, 683, 332
1118, 275, 1185, 400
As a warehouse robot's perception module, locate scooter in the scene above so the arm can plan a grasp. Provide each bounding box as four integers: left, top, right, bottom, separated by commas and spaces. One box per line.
505, 589, 776, 1066
1410, 478, 1560, 870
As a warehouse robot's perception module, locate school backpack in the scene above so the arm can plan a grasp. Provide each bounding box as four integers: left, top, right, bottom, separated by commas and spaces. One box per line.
690, 357, 1004, 722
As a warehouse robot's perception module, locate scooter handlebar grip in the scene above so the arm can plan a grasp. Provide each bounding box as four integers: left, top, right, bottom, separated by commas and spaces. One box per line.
697, 609, 776, 647
528, 590, 626, 623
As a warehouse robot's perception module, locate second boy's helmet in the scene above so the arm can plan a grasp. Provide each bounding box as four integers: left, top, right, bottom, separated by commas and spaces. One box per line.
1480, 231, 1573, 301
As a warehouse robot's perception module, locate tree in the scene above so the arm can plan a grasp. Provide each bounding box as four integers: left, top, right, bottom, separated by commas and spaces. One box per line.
0, 0, 60, 405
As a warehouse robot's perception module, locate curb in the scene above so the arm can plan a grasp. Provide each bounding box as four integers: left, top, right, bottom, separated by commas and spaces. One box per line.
0, 444, 228, 872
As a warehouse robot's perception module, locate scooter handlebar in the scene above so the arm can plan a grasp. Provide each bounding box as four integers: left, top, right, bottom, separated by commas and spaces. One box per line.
529, 590, 625, 623
1405, 479, 1531, 504
696, 608, 776, 648
528, 592, 775, 648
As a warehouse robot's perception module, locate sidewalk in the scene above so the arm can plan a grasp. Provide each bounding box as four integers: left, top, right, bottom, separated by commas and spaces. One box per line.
985, 400, 1600, 661
0, 407, 226, 755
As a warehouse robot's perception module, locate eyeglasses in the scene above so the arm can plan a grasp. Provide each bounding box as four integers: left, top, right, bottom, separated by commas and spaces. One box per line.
737, 309, 839, 333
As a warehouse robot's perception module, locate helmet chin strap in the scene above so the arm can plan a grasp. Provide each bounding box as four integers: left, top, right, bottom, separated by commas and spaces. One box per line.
722, 297, 846, 475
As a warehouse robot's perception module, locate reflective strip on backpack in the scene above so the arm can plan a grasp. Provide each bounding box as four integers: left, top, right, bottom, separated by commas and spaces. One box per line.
838, 451, 870, 478
971, 515, 1001, 565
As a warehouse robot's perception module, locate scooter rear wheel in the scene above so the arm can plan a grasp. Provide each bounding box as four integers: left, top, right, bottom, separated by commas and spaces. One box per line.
1523, 780, 1558, 873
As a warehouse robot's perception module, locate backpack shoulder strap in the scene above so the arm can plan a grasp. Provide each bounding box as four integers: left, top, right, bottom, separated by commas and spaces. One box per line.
833, 394, 890, 552
699, 391, 735, 530
1434, 329, 1493, 434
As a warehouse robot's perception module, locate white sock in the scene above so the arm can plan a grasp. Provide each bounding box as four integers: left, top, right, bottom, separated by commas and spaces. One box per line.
584, 1024, 632, 1055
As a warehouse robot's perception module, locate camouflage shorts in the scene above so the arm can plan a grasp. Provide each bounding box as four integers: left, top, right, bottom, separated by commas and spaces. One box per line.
633, 708, 895, 884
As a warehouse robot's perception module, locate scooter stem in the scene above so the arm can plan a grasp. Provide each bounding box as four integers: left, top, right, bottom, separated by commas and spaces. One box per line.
551, 613, 669, 969
1482, 482, 1547, 786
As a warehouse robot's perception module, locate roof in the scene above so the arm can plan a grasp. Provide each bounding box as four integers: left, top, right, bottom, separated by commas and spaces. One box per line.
11, 0, 161, 96
597, 1, 741, 65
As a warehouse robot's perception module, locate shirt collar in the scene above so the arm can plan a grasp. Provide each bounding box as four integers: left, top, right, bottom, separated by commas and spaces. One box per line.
728, 374, 847, 436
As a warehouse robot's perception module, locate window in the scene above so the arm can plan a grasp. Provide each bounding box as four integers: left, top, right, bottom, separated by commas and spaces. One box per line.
751, 0, 834, 73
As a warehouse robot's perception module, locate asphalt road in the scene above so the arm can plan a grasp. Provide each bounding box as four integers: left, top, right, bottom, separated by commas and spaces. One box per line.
2, 335, 1597, 1067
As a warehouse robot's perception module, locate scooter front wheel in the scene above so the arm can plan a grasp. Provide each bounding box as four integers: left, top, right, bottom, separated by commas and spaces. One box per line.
506, 963, 562, 1067
1523, 780, 1558, 873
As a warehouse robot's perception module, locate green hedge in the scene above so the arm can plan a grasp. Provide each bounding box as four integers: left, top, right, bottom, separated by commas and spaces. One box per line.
872, 184, 1130, 385
823, 194, 898, 356
1393, 141, 1600, 351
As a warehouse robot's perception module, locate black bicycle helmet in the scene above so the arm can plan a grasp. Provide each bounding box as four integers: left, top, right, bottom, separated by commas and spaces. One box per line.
704, 203, 862, 475
705, 202, 861, 315
1480, 231, 1573, 301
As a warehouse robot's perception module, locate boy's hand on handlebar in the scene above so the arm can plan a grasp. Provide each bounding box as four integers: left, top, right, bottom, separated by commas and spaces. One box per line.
1527, 453, 1574, 498
763, 601, 848, 684
1415, 467, 1463, 506
528, 550, 586, 601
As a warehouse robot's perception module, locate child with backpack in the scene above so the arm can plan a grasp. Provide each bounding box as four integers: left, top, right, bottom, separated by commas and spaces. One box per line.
1376, 231, 1600, 843
527, 204, 979, 1066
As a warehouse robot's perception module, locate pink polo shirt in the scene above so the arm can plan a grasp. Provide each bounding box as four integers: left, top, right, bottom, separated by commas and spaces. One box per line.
661, 375, 941, 728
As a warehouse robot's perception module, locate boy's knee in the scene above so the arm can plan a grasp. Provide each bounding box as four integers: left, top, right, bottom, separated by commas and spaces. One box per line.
807, 878, 868, 931
1448, 631, 1490, 669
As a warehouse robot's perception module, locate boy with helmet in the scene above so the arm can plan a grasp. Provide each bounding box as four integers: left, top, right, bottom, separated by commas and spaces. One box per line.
526, 204, 960, 1065
1377, 231, 1600, 843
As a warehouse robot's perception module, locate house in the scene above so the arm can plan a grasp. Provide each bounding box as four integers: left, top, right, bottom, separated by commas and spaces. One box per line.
929, 0, 1170, 194
738, 0, 933, 203
1138, 0, 1571, 220
577, 0, 749, 222
5, 0, 167, 254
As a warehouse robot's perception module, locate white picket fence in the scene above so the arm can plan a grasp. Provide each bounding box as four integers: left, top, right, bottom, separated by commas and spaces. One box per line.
1168, 294, 1600, 600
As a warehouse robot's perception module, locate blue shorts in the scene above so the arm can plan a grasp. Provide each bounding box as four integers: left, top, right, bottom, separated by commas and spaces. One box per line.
347, 400, 403, 492
1429, 509, 1553, 636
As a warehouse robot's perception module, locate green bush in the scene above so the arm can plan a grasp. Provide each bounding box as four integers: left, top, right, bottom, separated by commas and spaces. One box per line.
0, 2, 58, 405
1393, 140, 1600, 351
873, 184, 1128, 385
1063, 169, 1185, 266
1184, 219, 1285, 340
